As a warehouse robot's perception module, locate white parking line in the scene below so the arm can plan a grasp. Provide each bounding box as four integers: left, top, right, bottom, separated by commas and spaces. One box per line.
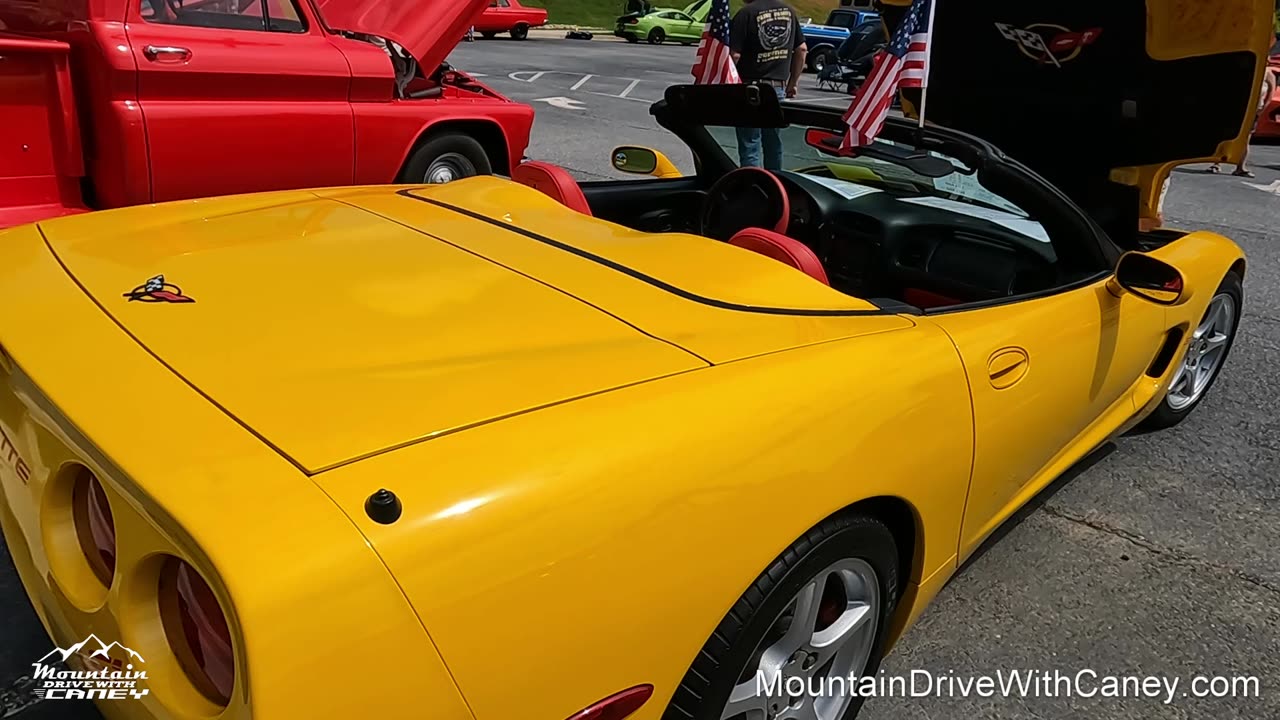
509, 71, 547, 82
587, 90, 655, 103
483, 68, 688, 105
799, 95, 856, 107
617, 79, 643, 98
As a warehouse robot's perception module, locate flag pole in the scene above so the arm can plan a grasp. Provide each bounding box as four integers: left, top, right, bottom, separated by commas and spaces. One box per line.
916, 0, 938, 129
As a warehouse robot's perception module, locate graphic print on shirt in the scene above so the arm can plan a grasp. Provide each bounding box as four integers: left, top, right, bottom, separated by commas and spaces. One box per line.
753, 8, 795, 65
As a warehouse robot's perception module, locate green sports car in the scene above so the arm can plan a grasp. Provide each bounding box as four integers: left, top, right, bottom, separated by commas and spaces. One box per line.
615, 0, 710, 45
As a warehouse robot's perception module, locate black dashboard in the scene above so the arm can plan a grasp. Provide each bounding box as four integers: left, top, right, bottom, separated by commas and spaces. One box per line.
773, 170, 1061, 304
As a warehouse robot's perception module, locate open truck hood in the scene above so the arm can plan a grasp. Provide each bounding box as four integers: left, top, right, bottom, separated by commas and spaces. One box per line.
884, 0, 1274, 229
35, 191, 705, 473
312, 0, 487, 71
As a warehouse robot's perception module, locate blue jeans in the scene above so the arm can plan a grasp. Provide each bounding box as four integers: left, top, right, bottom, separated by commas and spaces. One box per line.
735, 85, 785, 170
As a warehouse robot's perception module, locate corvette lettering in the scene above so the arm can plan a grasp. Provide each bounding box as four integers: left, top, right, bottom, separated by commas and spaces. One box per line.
995, 22, 1102, 67
1, 425, 31, 484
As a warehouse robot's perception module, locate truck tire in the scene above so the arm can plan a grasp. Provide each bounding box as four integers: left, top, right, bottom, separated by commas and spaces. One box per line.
809, 47, 835, 74
400, 133, 493, 184
511, 23, 530, 40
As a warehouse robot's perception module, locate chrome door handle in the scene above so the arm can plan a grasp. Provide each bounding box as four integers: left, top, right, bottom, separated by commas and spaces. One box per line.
143, 45, 191, 62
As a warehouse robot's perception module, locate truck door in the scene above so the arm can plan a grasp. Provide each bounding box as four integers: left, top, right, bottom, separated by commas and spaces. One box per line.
125, 0, 355, 202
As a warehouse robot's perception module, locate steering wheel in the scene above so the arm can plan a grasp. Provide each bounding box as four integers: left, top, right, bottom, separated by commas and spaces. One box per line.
700, 167, 790, 241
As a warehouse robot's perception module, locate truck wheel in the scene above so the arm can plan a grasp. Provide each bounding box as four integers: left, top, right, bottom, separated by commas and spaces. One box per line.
809, 47, 835, 74
648, 27, 665, 44
482, 31, 497, 39
401, 133, 493, 184
510, 23, 529, 40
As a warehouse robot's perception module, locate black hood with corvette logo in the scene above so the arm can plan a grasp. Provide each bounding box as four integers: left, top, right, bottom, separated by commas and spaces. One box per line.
882, 0, 1274, 236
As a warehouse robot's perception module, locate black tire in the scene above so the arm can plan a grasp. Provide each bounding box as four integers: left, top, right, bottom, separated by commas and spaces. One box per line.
809, 47, 835, 74
481, 31, 497, 39
664, 513, 901, 720
648, 27, 665, 44
399, 133, 492, 185
510, 23, 529, 40
1137, 270, 1243, 431
625, 34, 639, 43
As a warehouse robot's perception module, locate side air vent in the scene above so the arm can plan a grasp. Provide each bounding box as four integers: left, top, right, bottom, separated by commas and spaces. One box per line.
1146, 327, 1186, 378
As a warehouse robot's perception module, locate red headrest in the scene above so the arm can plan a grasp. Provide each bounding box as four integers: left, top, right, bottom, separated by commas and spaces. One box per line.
511, 161, 592, 216
729, 228, 830, 286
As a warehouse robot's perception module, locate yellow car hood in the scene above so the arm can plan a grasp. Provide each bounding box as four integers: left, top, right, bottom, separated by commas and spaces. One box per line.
36, 191, 707, 473
885, 0, 1274, 224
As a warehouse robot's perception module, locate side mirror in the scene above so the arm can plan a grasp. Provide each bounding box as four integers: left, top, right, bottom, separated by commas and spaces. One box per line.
1113, 251, 1190, 306
610, 146, 683, 178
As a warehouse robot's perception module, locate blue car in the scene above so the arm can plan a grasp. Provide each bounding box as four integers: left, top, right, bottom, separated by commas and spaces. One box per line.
801, 7, 881, 72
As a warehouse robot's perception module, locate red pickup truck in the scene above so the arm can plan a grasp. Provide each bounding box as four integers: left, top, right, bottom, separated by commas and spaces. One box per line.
0, 0, 535, 229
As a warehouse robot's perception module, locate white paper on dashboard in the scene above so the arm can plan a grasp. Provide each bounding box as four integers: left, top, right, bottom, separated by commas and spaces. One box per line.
901, 196, 1052, 243
798, 174, 885, 201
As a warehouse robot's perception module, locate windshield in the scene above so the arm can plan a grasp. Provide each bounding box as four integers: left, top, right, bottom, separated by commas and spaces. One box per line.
705, 123, 1050, 244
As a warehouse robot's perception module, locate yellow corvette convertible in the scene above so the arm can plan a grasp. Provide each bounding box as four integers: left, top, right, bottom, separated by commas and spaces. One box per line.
0, 1, 1271, 720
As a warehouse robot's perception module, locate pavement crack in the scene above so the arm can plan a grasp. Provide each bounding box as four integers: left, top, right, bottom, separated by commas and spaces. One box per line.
1039, 504, 1280, 596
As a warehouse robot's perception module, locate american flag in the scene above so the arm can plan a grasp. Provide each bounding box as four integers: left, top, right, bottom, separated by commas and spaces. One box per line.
841, 0, 932, 149
692, 0, 740, 84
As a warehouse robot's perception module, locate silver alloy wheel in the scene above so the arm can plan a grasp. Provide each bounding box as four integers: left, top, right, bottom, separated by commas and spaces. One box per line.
721, 558, 880, 720
1167, 292, 1235, 411
424, 153, 476, 184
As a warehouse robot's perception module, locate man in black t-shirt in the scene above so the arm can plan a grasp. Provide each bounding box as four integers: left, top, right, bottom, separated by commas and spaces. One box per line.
729, 0, 807, 169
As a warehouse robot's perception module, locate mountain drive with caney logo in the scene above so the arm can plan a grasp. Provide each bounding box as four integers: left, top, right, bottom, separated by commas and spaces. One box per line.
0, 1, 1274, 719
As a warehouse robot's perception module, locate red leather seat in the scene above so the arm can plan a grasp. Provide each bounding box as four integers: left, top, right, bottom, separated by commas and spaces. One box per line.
729, 228, 830, 286
511, 161, 593, 216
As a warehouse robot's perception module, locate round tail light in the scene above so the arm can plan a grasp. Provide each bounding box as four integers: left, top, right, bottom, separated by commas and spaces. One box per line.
159, 558, 235, 707
71, 468, 115, 586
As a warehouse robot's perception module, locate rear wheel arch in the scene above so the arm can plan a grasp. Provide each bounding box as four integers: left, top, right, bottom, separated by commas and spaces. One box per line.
398, 120, 512, 181
841, 495, 921, 588
1229, 258, 1246, 280
842, 496, 925, 649
808, 42, 836, 57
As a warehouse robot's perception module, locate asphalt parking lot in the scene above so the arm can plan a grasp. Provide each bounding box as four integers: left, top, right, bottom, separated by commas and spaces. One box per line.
3, 32, 1279, 720
451, 32, 870, 180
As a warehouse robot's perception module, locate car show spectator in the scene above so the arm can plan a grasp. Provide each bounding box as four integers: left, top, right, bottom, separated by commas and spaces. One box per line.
1210, 65, 1275, 177
729, 0, 807, 169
